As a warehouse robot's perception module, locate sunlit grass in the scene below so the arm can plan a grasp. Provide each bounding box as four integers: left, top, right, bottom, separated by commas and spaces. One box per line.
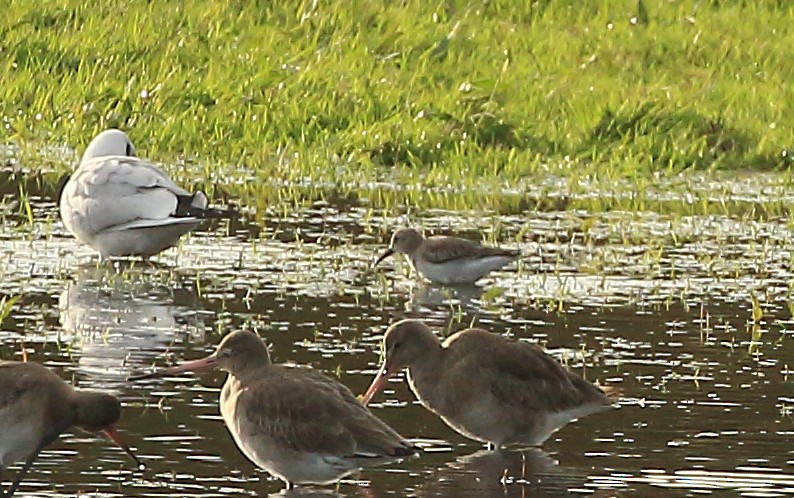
1, 0, 793, 215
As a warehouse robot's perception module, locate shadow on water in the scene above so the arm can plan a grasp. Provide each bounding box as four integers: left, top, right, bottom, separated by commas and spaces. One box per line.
1, 169, 794, 497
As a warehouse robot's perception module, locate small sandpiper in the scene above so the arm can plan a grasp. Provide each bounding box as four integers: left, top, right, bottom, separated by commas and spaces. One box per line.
374, 227, 520, 285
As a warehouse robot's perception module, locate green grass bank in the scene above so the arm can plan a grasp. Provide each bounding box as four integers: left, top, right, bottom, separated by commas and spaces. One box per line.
2, 0, 794, 213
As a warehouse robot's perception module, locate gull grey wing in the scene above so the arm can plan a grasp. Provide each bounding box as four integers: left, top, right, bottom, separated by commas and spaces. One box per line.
65, 156, 198, 233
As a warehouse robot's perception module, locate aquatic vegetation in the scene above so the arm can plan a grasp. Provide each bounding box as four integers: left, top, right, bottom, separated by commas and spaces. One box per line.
0, 295, 20, 328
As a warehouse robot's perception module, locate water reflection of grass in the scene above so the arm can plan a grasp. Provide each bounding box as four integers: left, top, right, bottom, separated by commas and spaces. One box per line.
2, 1, 793, 215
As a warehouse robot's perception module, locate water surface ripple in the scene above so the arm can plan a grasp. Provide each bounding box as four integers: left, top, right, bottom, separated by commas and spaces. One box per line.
0, 174, 792, 497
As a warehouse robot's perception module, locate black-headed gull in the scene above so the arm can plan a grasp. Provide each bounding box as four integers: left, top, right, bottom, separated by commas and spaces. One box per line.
60, 129, 233, 258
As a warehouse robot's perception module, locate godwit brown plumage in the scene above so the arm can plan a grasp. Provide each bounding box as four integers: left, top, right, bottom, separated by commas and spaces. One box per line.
373, 228, 520, 285
129, 330, 417, 489
0, 361, 141, 498
362, 320, 618, 449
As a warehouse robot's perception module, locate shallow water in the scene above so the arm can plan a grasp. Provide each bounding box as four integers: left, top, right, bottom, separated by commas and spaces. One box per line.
1, 170, 793, 497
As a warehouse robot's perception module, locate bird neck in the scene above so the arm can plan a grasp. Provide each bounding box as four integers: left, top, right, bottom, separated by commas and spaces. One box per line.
71, 391, 120, 431
227, 359, 270, 383
406, 346, 444, 394
406, 238, 425, 256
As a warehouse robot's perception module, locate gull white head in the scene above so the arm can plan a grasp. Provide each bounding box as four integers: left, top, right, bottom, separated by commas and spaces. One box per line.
81, 129, 136, 165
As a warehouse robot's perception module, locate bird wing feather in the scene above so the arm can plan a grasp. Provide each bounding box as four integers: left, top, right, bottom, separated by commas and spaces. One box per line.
235, 367, 411, 458
445, 331, 605, 414
0, 362, 61, 415
63, 156, 193, 233
490, 339, 608, 411
423, 237, 518, 264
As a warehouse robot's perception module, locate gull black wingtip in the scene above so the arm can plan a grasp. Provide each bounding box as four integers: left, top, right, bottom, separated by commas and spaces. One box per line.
197, 205, 239, 219
175, 193, 239, 219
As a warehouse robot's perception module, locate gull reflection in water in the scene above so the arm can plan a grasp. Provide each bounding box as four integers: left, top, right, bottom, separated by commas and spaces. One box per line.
58, 262, 206, 390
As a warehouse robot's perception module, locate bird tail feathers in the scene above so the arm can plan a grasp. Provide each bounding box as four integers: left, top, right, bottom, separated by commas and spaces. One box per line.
175, 191, 237, 219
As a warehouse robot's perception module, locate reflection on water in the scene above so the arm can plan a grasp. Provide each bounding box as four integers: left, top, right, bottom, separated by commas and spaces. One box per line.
407, 282, 484, 311
1, 176, 794, 497
415, 448, 576, 498
270, 487, 347, 498
56, 263, 207, 389
590, 468, 794, 495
